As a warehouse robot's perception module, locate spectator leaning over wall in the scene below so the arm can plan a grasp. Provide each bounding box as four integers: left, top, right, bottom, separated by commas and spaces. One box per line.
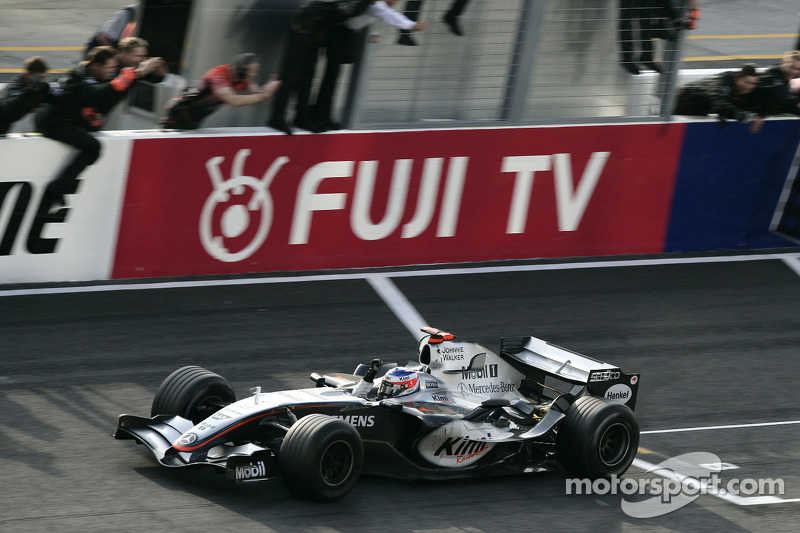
160, 53, 280, 130
35, 46, 160, 211
673, 63, 764, 133
751, 50, 800, 117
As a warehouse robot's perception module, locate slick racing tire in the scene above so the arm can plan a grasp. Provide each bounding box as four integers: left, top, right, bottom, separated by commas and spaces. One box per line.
279, 414, 364, 502
150, 366, 236, 424
556, 396, 639, 479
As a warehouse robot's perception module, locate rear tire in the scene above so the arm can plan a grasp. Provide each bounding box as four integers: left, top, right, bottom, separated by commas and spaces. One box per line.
556, 396, 639, 479
150, 365, 235, 424
279, 414, 364, 502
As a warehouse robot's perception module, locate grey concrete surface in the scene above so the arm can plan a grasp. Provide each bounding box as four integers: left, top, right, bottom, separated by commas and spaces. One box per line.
683, 0, 800, 69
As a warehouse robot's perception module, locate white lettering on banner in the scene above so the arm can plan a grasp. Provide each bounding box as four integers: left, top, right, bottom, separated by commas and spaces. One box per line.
399, 157, 467, 239
200, 149, 288, 262
197, 149, 606, 262
351, 160, 411, 241
554, 152, 610, 232
501, 152, 610, 234
502, 155, 552, 235
401, 157, 442, 238
290, 157, 467, 245
290, 160, 353, 245
437, 157, 467, 238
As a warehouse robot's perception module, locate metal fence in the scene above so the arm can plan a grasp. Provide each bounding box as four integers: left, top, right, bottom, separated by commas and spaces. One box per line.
345, 0, 685, 129
22, 0, 684, 132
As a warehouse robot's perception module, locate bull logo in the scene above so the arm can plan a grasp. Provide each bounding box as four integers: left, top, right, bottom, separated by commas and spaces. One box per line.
200, 149, 288, 262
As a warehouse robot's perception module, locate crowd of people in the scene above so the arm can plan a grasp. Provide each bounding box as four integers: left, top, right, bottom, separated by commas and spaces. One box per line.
1, 0, 799, 205
0, 34, 169, 211
673, 50, 800, 133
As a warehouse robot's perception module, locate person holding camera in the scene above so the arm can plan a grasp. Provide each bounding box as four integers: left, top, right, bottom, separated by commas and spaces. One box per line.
0, 56, 52, 135
161, 53, 280, 130
35, 46, 161, 209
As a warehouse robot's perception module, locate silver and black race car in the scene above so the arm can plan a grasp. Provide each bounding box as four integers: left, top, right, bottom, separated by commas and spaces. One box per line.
115, 327, 641, 501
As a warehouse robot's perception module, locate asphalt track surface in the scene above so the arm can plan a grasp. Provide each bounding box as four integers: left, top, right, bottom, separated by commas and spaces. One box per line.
3, 251, 800, 532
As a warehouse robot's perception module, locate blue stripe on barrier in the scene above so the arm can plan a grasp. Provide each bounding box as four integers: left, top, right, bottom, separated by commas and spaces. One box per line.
665, 119, 800, 252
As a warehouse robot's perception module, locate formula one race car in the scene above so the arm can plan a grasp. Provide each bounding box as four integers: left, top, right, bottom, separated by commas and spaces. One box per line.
115, 327, 641, 501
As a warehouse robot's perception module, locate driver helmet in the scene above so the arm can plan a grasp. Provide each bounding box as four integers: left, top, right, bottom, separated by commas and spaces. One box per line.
377, 367, 420, 399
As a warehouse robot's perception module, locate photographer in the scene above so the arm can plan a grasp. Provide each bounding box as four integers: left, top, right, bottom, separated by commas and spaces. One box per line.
35, 47, 161, 209
160, 53, 280, 130
0, 56, 52, 135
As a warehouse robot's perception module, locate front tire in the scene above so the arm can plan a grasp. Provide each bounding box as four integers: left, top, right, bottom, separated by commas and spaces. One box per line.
556, 396, 639, 479
279, 414, 364, 502
150, 365, 236, 424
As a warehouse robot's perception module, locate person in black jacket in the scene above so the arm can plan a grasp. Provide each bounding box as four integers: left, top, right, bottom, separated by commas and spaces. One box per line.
0, 56, 51, 135
750, 50, 800, 117
674, 63, 764, 132
35, 46, 160, 208
618, 0, 693, 75
267, 0, 374, 135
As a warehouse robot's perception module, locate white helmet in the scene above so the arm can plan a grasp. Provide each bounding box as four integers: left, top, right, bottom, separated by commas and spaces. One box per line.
377, 367, 420, 399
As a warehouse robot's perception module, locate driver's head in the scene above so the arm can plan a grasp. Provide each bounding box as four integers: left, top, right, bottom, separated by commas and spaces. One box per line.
377, 367, 420, 399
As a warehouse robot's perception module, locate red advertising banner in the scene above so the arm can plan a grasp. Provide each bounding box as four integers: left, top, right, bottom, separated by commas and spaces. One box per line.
112, 124, 685, 278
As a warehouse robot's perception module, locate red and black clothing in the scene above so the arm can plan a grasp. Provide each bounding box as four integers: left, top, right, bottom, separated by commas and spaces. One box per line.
35, 64, 138, 198
161, 64, 250, 130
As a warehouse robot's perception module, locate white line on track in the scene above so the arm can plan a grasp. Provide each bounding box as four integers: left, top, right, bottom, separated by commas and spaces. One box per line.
365, 275, 428, 338
781, 255, 800, 277
3, 251, 800, 298
641, 419, 800, 434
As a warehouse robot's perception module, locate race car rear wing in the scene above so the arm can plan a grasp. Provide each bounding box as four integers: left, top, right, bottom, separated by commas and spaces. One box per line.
500, 336, 640, 410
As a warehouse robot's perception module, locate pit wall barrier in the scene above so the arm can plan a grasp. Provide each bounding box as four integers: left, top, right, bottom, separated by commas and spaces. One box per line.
1, 119, 799, 285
